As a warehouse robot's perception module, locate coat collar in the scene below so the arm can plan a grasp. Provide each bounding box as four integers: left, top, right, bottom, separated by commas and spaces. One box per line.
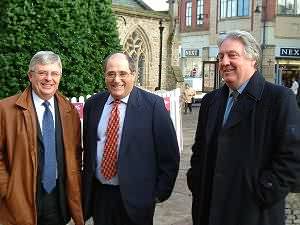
243, 70, 265, 101
205, 86, 228, 143
223, 71, 265, 129
15, 86, 73, 113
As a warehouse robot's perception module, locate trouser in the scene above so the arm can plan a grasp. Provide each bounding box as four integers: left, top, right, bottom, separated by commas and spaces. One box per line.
184, 102, 192, 113
92, 179, 137, 225
37, 186, 64, 225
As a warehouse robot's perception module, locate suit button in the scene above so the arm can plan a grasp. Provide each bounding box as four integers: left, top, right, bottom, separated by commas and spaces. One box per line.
263, 181, 273, 189
215, 173, 223, 178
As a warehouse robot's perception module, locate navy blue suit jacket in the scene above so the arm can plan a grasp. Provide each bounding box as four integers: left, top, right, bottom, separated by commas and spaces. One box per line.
82, 87, 180, 224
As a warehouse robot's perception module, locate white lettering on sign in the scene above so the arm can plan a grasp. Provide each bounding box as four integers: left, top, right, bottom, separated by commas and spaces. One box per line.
185, 49, 200, 57
280, 48, 300, 57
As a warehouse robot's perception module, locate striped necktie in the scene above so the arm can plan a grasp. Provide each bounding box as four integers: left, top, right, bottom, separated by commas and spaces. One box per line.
101, 99, 120, 180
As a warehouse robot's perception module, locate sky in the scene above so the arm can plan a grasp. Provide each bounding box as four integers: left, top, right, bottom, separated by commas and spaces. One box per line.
142, 0, 169, 11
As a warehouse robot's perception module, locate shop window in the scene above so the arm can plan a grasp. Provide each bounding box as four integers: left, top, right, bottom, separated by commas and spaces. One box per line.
186, 1, 192, 26
196, 0, 204, 25
278, 0, 300, 15
220, 0, 249, 18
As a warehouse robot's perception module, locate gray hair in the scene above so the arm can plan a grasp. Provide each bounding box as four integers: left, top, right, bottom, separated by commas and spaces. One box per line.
217, 30, 261, 68
103, 52, 136, 73
28, 51, 62, 73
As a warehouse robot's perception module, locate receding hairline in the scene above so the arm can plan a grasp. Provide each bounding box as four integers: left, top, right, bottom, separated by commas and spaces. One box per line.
104, 52, 135, 73
107, 53, 128, 62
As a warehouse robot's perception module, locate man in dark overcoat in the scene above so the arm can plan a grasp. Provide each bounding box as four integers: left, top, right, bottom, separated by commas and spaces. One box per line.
187, 30, 300, 225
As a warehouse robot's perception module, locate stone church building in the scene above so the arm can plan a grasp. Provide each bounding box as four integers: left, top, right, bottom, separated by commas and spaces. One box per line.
112, 0, 182, 91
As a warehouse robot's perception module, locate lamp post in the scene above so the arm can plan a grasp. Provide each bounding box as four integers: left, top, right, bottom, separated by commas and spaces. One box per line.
255, 0, 267, 72
158, 19, 164, 90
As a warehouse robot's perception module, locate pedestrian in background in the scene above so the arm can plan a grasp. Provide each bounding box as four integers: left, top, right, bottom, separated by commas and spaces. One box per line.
291, 77, 299, 96
82, 52, 180, 225
0, 51, 84, 225
187, 30, 300, 225
183, 83, 196, 114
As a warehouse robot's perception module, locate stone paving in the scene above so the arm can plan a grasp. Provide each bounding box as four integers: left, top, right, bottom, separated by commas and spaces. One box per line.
153, 109, 198, 225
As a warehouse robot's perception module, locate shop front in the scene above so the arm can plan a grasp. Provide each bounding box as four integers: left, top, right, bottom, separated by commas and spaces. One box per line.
181, 48, 203, 78
201, 47, 223, 92
275, 47, 300, 87
202, 61, 220, 92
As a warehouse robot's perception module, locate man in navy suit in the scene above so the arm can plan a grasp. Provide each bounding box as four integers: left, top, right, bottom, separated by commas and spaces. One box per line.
82, 52, 180, 225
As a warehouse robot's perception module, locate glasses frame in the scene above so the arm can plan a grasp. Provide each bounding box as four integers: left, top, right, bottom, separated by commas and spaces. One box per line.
105, 71, 132, 80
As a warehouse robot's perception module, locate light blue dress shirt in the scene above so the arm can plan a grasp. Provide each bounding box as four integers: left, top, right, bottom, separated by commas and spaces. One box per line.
223, 80, 249, 126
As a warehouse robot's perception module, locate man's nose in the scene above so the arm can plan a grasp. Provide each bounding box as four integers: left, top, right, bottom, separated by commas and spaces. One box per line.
44, 73, 53, 80
221, 55, 230, 65
113, 74, 122, 82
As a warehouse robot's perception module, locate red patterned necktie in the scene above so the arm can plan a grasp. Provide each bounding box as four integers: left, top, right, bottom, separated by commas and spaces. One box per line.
101, 99, 120, 180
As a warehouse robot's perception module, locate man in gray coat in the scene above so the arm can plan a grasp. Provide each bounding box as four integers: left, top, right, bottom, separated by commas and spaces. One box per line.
187, 30, 300, 225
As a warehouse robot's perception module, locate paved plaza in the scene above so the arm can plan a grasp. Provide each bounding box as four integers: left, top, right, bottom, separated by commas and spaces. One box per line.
153, 108, 198, 225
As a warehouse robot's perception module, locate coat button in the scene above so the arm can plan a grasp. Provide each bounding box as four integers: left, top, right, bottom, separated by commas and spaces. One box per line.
263, 181, 273, 189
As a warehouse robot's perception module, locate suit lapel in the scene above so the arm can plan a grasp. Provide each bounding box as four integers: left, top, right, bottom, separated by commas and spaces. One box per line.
223, 71, 265, 129
119, 87, 141, 157
90, 93, 109, 165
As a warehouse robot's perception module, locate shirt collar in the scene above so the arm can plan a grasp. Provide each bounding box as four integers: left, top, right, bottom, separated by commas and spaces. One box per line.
32, 90, 55, 108
106, 94, 130, 105
229, 79, 250, 96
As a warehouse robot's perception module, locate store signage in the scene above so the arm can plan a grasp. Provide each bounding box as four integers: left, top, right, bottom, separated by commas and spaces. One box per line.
185, 49, 200, 57
280, 48, 300, 57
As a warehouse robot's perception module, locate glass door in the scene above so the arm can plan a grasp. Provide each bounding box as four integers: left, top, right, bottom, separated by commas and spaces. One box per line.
202, 61, 220, 92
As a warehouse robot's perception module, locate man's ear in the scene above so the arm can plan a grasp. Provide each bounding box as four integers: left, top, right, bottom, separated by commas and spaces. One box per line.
132, 71, 137, 79
28, 71, 33, 81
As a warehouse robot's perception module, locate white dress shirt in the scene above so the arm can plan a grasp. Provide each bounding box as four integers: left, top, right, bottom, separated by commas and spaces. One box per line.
32, 90, 55, 132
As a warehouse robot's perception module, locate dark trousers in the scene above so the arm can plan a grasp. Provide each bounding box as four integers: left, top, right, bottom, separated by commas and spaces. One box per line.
92, 179, 137, 225
184, 102, 193, 113
37, 186, 64, 225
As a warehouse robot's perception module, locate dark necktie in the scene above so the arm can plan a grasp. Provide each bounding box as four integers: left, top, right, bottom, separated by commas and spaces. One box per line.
42, 101, 57, 193
223, 90, 239, 126
101, 99, 120, 180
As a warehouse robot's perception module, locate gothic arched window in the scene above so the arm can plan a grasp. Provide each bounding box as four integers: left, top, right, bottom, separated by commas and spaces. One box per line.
137, 54, 145, 85
124, 30, 147, 86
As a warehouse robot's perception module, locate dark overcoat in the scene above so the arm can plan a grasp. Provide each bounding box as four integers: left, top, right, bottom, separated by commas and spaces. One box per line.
187, 72, 300, 225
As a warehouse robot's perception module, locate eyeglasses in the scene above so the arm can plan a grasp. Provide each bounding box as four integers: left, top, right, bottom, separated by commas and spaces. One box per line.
33, 70, 62, 78
105, 71, 131, 80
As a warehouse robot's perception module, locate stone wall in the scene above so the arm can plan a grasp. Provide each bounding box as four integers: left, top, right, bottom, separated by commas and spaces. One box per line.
113, 6, 179, 91
286, 193, 300, 225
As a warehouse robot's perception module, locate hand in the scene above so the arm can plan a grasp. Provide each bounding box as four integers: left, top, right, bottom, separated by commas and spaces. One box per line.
155, 197, 161, 203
